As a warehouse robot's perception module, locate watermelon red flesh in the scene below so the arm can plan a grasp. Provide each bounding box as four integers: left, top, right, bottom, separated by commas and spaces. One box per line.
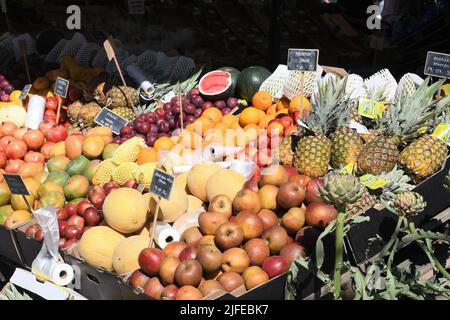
199, 70, 233, 101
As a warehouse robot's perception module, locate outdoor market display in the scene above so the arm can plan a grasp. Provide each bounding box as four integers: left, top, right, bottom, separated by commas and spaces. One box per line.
0, 31, 449, 301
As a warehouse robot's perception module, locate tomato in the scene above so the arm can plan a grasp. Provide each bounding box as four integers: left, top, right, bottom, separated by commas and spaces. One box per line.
5, 140, 28, 160
23, 130, 45, 151
24, 151, 45, 164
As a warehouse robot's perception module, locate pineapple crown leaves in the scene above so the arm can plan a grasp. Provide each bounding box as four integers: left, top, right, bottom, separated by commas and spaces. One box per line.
306, 75, 350, 137
380, 78, 447, 144
378, 166, 415, 206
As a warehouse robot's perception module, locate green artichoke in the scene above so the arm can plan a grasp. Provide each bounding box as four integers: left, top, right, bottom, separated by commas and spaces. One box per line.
390, 191, 427, 217
318, 171, 364, 210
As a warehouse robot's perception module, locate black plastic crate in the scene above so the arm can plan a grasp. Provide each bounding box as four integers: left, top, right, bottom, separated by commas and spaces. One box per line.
0, 226, 23, 265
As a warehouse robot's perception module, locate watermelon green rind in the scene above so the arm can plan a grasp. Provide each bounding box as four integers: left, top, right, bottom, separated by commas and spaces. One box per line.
218, 66, 240, 96
236, 66, 271, 102
199, 70, 233, 101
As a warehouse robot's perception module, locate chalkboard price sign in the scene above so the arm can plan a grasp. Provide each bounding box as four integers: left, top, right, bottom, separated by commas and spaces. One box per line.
3, 174, 30, 195
287, 49, 319, 72
54, 77, 70, 98
94, 108, 129, 135
149, 170, 174, 200
19, 84, 32, 100
424, 51, 450, 79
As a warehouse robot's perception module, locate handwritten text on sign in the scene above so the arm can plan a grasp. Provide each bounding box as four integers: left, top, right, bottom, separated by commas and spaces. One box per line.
287, 49, 319, 72
3, 174, 30, 195
424, 51, 450, 79
94, 108, 129, 135
54, 77, 69, 98
149, 170, 174, 200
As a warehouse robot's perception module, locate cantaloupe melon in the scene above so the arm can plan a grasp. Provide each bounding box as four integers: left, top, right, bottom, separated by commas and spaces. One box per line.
176, 172, 188, 192
112, 235, 149, 275
102, 188, 148, 234
206, 169, 246, 202
148, 174, 189, 223
187, 195, 204, 213
187, 162, 221, 201
78, 226, 125, 271
0, 104, 27, 127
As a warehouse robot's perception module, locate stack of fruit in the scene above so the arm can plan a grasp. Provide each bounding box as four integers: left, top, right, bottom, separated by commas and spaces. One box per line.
0, 75, 15, 103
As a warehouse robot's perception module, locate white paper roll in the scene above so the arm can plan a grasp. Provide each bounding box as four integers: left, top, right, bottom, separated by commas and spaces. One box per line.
154, 222, 180, 249
26, 95, 46, 129
230, 160, 257, 180
31, 261, 74, 287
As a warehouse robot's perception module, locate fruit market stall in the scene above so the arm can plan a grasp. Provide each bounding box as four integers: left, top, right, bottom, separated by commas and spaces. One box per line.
0, 19, 450, 300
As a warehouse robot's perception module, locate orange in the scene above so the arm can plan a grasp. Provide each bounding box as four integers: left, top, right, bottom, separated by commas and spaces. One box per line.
137, 147, 158, 165
154, 137, 175, 151
252, 91, 273, 111
222, 114, 237, 126
9, 91, 22, 102
33, 77, 50, 91
277, 97, 290, 111
239, 107, 261, 127
178, 130, 203, 150
267, 122, 284, 137
202, 107, 223, 124
193, 117, 215, 136
258, 115, 275, 129
267, 104, 277, 116
214, 122, 228, 133
289, 96, 311, 114
185, 123, 195, 132
229, 120, 242, 130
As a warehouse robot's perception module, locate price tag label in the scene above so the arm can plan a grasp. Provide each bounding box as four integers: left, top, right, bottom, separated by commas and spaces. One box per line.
19, 84, 32, 100
360, 174, 387, 190
103, 38, 116, 61
3, 174, 30, 195
358, 98, 385, 119
432, 123, 450, 146
340, 162, 355, 175
424, 51, 450, 79
94, 108, 129, 135
287, 49, 319, 72
149, 170, 174, 200
54, 77, 69, 98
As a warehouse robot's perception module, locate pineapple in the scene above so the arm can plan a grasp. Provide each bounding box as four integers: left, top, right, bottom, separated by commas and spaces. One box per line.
114, 107, 136, 122
346, 187, 377, 217
293, 76, 349, 178
274, 134, 294, 166
330, 126, 364, 169
105, 86, 139, 110
357, 78, 446, 176
399, 106, 450, 182
67, 101, 102, 128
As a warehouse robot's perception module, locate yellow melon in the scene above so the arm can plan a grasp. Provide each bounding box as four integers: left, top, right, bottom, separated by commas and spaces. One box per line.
112, 235, 149, 275
206, 169, 246, 202
187, 162, 222, 201
187, 195, 204, 213
148, 174, 189, 223
102, 188, 148, 234
176, 172, 188, 192
0, 105, 27, 127
78, 226, 125, 271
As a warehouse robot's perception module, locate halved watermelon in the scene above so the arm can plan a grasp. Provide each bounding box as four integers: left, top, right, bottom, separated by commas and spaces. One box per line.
219, 66, 240, 96
199, 70, 233, 101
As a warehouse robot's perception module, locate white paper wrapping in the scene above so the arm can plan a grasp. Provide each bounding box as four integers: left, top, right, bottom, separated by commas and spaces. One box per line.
26, 95, 46, 130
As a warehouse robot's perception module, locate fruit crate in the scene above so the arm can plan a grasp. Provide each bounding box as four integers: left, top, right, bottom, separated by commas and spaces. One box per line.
0, 225, 24, 266
62, 252, 123, 300
346, 156, 450, 265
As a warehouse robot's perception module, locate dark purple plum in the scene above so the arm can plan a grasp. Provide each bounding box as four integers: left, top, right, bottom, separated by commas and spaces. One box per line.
120, 125, 134, 137
184, 103, 196, 115
146, 135, 158, 147
137, 114, 146, 122
163, 103, 172, 111
168, 119, 176, 130
214, 100, 226, 109
185, 115, 196, 124
0, 80, 9, 89
149, 124, 159, 136
113, 136, 122, 144
189, 88, 200, 98
202, 101, 214, 111
222, 108, 232, 115
145, 112, 156, 124
160, 121, 170, 133
155, 108, 165, 119
4, 85, 14, 94
192, 95, 205, 108
172, 106, 181, 115
227, 97, 239, 109
158, 133, 170, 139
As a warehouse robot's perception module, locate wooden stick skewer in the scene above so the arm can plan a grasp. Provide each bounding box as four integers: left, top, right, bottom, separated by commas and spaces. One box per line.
148, 197, 161, 248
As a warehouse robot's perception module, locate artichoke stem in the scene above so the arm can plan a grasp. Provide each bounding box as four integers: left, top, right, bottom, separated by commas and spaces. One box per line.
408, 222, 450, 281
334, 211, 346, 300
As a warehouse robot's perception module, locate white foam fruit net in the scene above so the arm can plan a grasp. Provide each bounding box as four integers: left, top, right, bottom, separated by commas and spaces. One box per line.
283, 67, 322, 100
91, 48, 108, 68
58, 33, 87, 62
396, 73, 424, 99
45, 39, 68, 63
346, 74, 366, 100
363, 69, 398, 103
259, 64, 289, 100
75, 42, 100, 67
12, 33, 36, 61
169, 56, 196, 83
0, 34, 15, 70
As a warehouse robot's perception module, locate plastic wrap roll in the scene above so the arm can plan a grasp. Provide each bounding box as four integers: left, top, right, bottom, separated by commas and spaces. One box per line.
26, 95, 46, 129
153, 222, 180, 249
31, 260, 74, 287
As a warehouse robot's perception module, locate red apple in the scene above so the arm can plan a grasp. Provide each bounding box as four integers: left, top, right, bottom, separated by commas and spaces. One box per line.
64, 225, 83, 240
161, 284, 179, 300
84, 207, 101, 226
174, 259, 203, 287
129, 270, 150, 290
67, 215, 85, 229
144, 277, 164, 300
257, 209, 279, 231
283, 165, 297, 179
178, 246, 198, 262
88, 186, 106, 210
58, 221, 68, 237
164, 241, 188, 258
138, 248, 166, 276
244, 238, 270, 267
56, 208, 68, 220
280, 243, 306, 265
305, 202, 337, 229
295, 226, 321, 251
45, 125, 68, 143
305, 179, 324, 203
262, 256, 289, 279
276, 181, 306, 209
289, 174, 312, 189
77, 199, 93, 218
65, 203, 78, 217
